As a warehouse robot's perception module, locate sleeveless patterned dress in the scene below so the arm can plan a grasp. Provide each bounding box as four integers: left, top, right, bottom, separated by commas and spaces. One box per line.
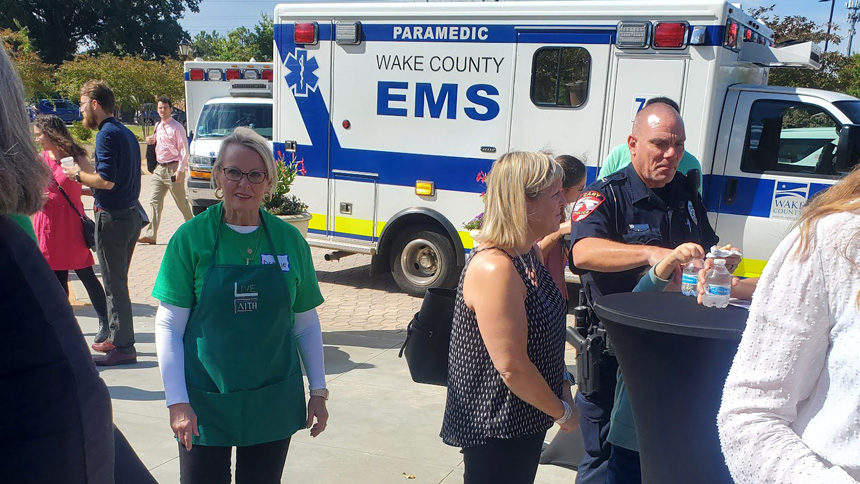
441, 246, 567, 448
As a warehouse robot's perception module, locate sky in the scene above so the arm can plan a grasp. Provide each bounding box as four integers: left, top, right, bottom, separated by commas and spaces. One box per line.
178, 0, 858, 55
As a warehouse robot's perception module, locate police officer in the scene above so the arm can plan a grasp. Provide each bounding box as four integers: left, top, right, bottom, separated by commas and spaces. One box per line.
569, 102, 719, 484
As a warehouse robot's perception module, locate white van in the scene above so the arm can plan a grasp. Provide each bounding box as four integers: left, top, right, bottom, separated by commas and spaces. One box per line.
183, 61, 274, 214
271, 0, 860, 295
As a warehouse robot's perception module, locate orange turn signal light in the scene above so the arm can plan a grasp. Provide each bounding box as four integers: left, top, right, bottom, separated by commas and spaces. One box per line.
190, 170, 211, 179
415, 180, 435, 196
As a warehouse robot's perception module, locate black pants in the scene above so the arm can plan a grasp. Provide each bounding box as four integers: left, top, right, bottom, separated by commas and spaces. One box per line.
606, 445, 641, 484
54, 266, 108, 324
178, 438, 291, 484
462, 431, 546, 484
95, 207, 142, 353
575, 355, 618, 484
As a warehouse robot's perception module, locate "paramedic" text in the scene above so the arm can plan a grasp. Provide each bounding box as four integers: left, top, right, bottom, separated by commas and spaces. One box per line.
393, 25, 490, 41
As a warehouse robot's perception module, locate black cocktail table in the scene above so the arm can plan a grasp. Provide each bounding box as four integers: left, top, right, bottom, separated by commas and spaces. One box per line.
593, 291, 748, 484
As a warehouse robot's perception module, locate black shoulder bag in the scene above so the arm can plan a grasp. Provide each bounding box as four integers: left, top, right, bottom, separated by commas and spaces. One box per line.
398, 287, 457, 386
55, 181, 96, 250
145, 122, 159, 174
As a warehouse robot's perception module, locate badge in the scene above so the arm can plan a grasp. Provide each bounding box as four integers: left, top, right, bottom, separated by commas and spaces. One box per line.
571, 191, 606, 222
687, 201, 698, 226
261, 254, 291, 272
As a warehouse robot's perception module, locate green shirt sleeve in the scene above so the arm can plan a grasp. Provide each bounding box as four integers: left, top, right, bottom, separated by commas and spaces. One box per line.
151, 223, 197, 308
599, 143, 631, 179
291, 227, 324, 313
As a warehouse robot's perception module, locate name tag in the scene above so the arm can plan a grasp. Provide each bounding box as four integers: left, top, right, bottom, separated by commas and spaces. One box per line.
260, 254, 290, 272
629, 224, 650, 232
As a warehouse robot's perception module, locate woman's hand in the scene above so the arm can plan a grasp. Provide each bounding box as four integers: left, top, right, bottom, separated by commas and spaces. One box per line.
696, 258, 740, 304
169, 402, 199, 451
307, 396, 328, 437
557, 384, 580, 432
654, 242, 704, 281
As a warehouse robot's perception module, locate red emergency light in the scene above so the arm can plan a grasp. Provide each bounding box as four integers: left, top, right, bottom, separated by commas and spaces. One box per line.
295, 22, 318, 45
652, 22, 688, 49
225, 69, 241, 80
744, 27, 753, 42
725, 20, 739, 49
261, 69, 273, 81
188, 68, 205, 81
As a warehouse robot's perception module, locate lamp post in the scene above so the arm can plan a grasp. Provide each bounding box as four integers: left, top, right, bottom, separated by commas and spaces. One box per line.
178, 38, 192, 60
820, 0, 836, 52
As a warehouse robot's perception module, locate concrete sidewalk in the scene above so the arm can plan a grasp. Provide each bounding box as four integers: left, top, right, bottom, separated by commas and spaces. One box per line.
69, 173, 579, 483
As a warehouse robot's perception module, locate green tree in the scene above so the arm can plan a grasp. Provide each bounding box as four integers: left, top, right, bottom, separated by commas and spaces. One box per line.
0, 0, 201, 65
1, 25, 53, 99
749, 5, 847, 91
55, 54, 183, 115
190, 13, 273, 62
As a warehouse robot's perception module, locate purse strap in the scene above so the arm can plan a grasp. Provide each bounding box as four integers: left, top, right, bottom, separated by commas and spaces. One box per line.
54, 179, 87, 221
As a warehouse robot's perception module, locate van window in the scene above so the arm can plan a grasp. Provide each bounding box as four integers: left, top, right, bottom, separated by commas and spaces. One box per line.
742, 100, 845, 176
531, 47, 590, 108
196, 103, 273, 140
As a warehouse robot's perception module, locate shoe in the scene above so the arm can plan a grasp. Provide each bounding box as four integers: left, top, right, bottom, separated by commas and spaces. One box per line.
138, 236, 156, 244
93, 349, 137, 367
91, 341, 116, 353
94, 322, 110, 344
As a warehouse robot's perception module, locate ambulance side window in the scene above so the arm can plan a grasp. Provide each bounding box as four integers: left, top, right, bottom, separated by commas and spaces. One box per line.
742, 100, 842, 177
530, 47, 591, 108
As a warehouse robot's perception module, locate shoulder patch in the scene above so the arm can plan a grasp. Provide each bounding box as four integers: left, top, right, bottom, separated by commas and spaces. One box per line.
571, 191, 606, 222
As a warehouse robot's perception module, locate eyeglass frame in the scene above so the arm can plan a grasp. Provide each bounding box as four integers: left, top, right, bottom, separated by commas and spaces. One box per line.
220, 165, 269, 184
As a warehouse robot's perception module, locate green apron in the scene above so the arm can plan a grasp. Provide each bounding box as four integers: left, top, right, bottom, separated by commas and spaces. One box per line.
184, 207, 306, 447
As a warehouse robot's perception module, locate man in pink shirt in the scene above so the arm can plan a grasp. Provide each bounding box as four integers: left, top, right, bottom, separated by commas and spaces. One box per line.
139, 96, 193, 244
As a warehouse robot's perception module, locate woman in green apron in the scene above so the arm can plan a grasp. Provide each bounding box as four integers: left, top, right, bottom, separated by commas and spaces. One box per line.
152, 128, 328, 483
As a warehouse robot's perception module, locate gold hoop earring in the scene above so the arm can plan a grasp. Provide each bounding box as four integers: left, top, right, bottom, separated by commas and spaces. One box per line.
215, 187, 223, 200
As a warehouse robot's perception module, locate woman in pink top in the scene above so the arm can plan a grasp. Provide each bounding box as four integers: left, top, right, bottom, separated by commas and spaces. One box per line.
539, 155, 586, 300
33, 114, 109, 342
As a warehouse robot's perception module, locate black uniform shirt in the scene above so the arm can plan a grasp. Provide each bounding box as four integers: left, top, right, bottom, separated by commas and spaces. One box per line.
570, 163, 718, 301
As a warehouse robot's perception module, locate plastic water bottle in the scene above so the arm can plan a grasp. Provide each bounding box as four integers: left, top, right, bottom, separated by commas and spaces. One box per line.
702, 259, 732, 308
681, 259, 704, 296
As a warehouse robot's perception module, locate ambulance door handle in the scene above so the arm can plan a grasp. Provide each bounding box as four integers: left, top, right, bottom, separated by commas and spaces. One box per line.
723, 178, 738, 205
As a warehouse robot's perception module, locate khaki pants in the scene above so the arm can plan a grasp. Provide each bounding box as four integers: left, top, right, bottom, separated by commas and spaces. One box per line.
143, 162, 193, 241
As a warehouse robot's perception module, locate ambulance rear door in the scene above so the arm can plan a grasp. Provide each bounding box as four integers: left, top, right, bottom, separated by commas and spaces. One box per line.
509, 27, 613, 180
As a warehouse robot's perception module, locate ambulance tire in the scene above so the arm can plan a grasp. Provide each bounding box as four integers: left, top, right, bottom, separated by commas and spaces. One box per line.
390, 227, 458, 297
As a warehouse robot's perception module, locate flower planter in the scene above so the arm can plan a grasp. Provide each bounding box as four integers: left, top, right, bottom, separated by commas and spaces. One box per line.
276, 212, 312, 238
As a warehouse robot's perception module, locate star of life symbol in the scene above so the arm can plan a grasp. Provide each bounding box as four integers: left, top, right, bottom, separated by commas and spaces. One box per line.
284, 48, 319, 97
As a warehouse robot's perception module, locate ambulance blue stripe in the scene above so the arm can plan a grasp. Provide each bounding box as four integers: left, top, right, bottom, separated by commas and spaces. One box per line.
703, 174, 833, 217
308, 228, 373, 242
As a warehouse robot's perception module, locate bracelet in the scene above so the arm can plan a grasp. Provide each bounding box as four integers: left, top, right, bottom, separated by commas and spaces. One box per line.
555, 400, 573, 424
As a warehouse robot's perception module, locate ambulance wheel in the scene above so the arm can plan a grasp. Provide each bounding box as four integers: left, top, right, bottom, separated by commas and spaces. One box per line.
391, 227, 457, 297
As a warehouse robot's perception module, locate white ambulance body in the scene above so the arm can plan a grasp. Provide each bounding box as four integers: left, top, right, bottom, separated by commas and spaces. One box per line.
272, 0, 860, 295
183, 60, 275, 214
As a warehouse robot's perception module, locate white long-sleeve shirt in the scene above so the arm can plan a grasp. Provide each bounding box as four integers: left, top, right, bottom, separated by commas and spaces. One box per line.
718, 210, 860, 484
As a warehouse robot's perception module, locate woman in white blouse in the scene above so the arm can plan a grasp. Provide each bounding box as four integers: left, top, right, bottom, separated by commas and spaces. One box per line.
717, 165, 860, 484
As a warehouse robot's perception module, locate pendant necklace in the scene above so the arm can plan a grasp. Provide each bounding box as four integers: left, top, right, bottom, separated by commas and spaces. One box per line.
240, 230, 262, 265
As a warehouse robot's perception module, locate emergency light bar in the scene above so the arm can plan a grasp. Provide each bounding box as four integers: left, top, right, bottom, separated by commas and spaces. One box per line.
227, 79, 273, 98
186, 65, 273, 82
616, 21, 688, 50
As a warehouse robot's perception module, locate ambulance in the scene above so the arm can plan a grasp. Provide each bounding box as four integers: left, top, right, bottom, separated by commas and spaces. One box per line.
271, 0, 860, 296
183, 60, 275, 215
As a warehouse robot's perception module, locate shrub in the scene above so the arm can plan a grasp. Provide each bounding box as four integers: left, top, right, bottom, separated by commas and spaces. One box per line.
69, 121, 93, 143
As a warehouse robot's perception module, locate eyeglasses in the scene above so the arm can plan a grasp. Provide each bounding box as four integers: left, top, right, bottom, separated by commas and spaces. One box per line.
221, 166, 268, 184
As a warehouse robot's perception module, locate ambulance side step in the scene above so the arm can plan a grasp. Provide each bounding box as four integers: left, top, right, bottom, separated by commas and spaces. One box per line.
307, 236, 377, 256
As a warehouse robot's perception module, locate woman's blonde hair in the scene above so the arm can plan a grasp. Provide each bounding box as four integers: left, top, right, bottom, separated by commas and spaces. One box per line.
795, 164, 860, 304
478, 151, 563, 249
212, 127, 277, 197
0, 46, 50, 216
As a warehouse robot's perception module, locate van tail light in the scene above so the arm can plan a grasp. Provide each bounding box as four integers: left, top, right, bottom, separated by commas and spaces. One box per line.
188, 68, 205, 81
652, 22, 688, 49
295, 22, 318, 45
225, 69, 241, 80
261, 69, 273, 81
